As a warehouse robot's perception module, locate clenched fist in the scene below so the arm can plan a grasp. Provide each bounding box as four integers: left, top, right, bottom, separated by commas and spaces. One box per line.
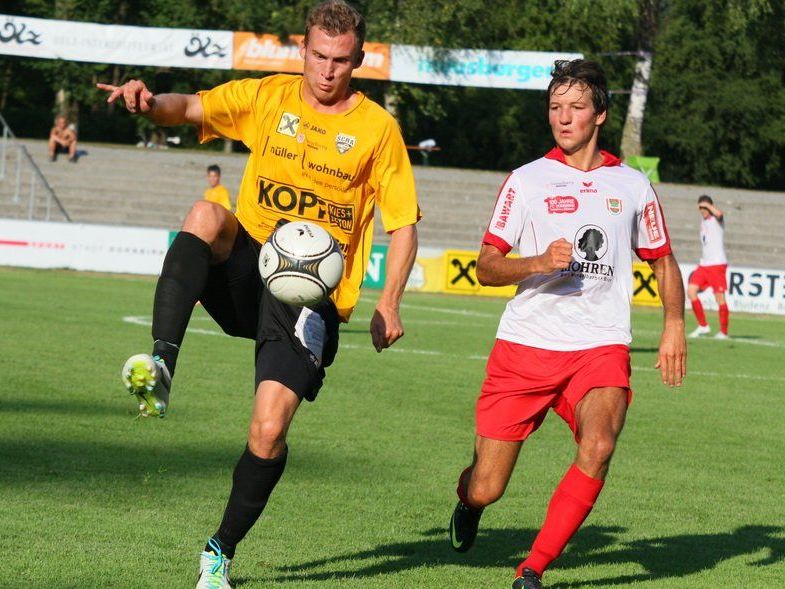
539, 238, 573, 273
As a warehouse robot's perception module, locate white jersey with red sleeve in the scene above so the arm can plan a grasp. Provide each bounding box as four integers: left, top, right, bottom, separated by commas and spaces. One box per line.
483, 147, 672, 351
699, 215, 727, 266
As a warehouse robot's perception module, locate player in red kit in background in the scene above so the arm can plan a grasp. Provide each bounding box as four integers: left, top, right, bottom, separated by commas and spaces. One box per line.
688, 195, 729, 338
448, 59, 687, 589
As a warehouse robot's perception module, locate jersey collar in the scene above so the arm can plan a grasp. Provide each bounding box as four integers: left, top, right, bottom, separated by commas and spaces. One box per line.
544, 146, 622, 171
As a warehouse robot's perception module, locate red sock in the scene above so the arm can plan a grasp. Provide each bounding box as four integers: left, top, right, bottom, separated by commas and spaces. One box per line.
691, 298, 708, 326
518, 465, 604, 577
719, 304, 729, 334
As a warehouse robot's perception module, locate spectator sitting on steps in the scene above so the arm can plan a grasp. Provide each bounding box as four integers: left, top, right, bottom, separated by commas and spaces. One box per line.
48, 115, 79, 163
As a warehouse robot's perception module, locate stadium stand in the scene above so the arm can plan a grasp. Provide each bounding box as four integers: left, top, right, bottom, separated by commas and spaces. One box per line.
1, 139, 783, 269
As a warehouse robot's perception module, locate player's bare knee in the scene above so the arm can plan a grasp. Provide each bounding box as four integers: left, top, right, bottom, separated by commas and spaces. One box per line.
182, 200, 227, 243
578, 435, 616, 468
248, 419, 287, 458
467, 479, 506, 507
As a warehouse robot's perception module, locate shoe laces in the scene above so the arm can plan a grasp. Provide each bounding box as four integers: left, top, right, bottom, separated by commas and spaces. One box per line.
205, 539, 227, 576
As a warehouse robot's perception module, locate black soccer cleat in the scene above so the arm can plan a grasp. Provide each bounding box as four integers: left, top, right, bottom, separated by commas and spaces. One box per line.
449, 500, 483, 552
512, 568, 543, 589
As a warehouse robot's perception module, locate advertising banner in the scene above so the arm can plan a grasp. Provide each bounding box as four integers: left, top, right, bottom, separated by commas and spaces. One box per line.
390, 45, 582, 90
233, 33, 390, 80
0, 219, 169, 275
0, 14, 233, 69
681, 264, 785, 315
1, 14, 579, 88
632, 261, 662, 307
443, 249, 517, 298
363, 244, 388, 289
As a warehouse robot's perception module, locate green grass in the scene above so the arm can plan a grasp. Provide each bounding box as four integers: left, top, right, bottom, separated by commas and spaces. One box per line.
1, 266, 784, 588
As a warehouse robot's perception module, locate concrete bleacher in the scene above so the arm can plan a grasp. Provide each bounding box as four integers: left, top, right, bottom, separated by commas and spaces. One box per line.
2, 139, 783, 269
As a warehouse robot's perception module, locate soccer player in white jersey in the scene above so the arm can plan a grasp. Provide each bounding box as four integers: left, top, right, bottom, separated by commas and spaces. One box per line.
687, 195, 729, 338
448, 59, 687, 589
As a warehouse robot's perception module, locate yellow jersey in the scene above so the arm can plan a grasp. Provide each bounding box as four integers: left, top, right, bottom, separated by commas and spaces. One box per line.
203, 185, 232, 210
198, 74, 420, 321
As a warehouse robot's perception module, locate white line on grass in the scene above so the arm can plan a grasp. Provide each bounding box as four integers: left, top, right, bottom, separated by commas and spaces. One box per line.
358, 297, 498, 318
121, 315, 785, 382
634, 329, 785, 349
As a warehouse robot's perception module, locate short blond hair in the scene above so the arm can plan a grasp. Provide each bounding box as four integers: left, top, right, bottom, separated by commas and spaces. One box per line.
304, 0, 366, 59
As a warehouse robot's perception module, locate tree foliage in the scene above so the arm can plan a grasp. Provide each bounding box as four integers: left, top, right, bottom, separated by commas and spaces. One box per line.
1, 0, 784, 188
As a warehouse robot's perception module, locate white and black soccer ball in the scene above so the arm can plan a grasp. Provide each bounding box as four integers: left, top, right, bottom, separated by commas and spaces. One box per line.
259, 221, 344, 306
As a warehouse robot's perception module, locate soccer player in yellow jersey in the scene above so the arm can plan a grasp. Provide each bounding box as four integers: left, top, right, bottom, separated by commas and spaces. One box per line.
97, 2, 420, 587
204, 164, 232, 211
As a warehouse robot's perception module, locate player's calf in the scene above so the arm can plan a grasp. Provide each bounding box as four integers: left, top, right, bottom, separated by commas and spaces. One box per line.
449, 467, 484, 552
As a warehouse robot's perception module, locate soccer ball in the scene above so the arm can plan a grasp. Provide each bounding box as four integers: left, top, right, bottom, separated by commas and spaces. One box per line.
259, 221, 344, 306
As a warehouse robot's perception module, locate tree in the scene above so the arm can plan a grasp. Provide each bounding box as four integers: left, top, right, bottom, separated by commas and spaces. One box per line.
646, 0, 785, 188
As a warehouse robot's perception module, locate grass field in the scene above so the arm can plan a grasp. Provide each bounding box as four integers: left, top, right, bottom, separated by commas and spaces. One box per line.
2, 266, 784, 588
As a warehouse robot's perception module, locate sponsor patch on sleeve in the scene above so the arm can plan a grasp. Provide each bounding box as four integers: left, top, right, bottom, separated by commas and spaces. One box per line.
493, 187, 517, 230
644, 201, 662, 242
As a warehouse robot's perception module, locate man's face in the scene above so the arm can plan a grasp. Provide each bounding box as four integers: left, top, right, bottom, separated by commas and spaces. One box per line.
698, 204, 711, 219
300, 26, 362, 106
548, 82, 606, 154
55, 117, 66, 130
207, 171, 220, 188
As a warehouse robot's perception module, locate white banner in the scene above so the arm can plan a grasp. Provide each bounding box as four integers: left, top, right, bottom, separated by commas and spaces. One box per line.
390, 45, 582, 90
0, 14, 232, 69
0, 219, 169, 275
681, 264, 785, 315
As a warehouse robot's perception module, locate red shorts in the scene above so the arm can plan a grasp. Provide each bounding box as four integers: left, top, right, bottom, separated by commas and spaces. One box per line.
689, 264, 728, 294
476, 340, 631, 442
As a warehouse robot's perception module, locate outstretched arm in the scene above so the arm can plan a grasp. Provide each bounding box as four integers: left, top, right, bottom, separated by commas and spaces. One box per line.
370, 224, 417, 352
96, 79, 203, 127
650, 254, 687, 387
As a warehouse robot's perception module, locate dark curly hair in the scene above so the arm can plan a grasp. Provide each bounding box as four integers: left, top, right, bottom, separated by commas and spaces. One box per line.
547, 59, 609, 115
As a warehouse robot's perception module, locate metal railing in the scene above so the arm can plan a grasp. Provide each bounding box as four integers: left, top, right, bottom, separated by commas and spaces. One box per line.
0, 112, 71, 222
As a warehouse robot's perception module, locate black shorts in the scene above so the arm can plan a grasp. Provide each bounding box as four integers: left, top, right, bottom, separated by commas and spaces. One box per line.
53, 143, 70, 154
199, 223, 340, 402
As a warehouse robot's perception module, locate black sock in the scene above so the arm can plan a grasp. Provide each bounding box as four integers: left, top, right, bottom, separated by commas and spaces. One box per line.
213, 445, 288, 554
204, 535, 235, 559
151, 231, 211, 375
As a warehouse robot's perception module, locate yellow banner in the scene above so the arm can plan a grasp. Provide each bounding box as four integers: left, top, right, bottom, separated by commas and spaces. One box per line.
632, 261, 662, 307
443, 250, 517, 298
232, 33, 391, 80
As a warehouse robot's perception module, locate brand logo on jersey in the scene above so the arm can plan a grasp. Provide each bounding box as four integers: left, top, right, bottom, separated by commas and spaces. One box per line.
583, 181, 593, 187
257, 176, 354, 233
277, 112, 300, 137
545, 195, 578, 214
271, 145, 298, 161
306, 160, 355, 182
335, 133, 356, 154
574, 225, 608, 261
564, 225, 614, 281
643, 202, 662, 242
303, 121, 327, 135
606, 197, 622, 215
494, 187, 517, 229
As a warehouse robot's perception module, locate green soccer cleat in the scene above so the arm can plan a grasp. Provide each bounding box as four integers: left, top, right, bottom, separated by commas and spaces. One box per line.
121, 353, 171, 418
513, 568, 543, 589
449, 500, 484, 552
196, 539, 232, 589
